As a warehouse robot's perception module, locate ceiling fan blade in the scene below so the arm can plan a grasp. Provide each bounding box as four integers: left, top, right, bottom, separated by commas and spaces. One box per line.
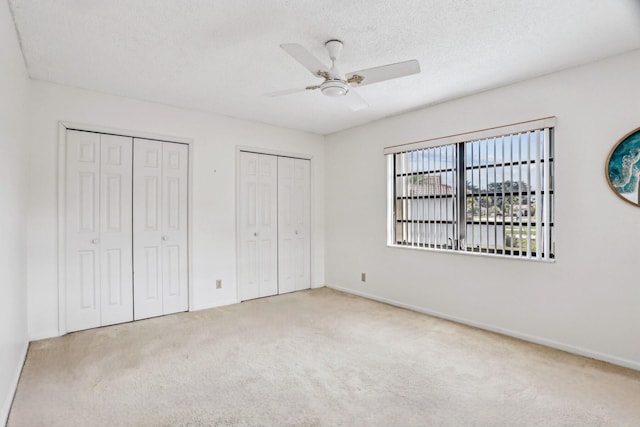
264, 87, 306, 97
346, 60, 420, 87
342, 89, 369, 111
280, 43, 329, 78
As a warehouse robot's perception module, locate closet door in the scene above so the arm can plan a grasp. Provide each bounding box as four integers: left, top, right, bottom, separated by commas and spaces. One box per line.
66, 131, 102, 331
133, 139, 189, 320
238, 152, 278, 300
133, 139, 164, 320
278, 158, 311, 293
99, 134, 134, 326
161, 142, 189, 315
66, 130, 133, 332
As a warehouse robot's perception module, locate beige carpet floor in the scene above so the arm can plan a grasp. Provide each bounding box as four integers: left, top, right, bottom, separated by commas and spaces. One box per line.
8, 288, 640, 426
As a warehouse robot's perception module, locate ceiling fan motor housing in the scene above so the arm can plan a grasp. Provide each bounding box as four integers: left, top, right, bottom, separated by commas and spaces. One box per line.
325, 39, 343, 61
321, 79, 349, 97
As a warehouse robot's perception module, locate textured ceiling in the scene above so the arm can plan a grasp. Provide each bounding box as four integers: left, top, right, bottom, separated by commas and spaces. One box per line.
9, 0, 640, 135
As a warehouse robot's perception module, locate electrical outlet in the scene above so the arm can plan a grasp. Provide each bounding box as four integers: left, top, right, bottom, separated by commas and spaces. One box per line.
216, 279, 222, 289
361, 273, 366, 282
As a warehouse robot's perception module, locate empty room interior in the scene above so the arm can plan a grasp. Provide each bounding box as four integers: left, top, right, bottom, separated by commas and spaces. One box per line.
2, 0, 640, 425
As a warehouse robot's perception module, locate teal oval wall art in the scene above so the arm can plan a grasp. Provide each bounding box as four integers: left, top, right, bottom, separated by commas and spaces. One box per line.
607, 128, 640, 207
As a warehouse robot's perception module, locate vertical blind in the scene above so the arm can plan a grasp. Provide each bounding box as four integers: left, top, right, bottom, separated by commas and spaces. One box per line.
386, 118, 555, 261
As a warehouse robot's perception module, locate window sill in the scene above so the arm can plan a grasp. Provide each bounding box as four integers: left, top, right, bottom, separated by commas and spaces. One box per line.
386, 243, 555, 263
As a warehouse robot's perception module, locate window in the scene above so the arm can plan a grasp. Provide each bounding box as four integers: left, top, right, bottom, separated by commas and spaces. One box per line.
386, 118, 555, 261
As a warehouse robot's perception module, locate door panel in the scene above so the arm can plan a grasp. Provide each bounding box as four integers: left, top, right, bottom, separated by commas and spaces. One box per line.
259, 155, 278, 297
238, 152, 278, 300
133, 139, 164, 320
238, 152, 260, 301
278, 158, 311, 293
277, 157, 295, 294
143, 246, 161, 299
134, 139, 189, 318
104, 249, 123, 305
161, 142, 189, 315
144, 176, 160, 230
166, 177, 180, 230
293, 159, 311, 291
165, 245, 181, 296
104, 175, 122, 232
78, 173, 97, 232
99, 134, 133, 326
78, 250, 98, 309
66, 130, 101, 332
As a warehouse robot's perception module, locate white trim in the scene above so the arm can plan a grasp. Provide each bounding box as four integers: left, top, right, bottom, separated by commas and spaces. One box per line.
235, 149, 241, 303
27, 330, 60, 341
57, 121, 194, 335
326, 284, 640, 372
187, 139, 195, 312
57, 123, 67, 335
191, 298, 239, 312
1, 342, 28, 426
386, 242, 556, 263
386, 155, 394, 245
308, 158, 315, 289
236, 145, 313, 160
60, 121, 192, 144
383, 116, 557, 154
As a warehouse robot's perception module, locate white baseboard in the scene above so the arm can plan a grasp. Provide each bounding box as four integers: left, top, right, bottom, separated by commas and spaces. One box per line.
28, 330, 61, 342
191, 298, 239, 312
1, 341, 28, 427
326, 284, 640, 372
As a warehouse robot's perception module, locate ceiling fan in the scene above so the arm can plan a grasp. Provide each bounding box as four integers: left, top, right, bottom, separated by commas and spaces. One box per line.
266, 39, 420, 111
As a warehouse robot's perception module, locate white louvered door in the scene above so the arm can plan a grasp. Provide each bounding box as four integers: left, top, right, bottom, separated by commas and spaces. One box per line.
133, 139, 189, 320
65, 130, 133, 332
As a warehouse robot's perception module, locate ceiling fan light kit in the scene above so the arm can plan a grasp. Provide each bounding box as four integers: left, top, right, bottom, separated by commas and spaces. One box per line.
270, 39, 421, 110
321, 79, 349, 97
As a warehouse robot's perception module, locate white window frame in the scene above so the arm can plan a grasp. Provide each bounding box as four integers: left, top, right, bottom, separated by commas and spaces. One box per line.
385, 117, 556, 262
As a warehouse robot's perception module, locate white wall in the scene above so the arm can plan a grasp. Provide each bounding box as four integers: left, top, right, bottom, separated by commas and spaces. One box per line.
26, 81, 325, 340
325, 49, 640, 370
0, 0, 30, 423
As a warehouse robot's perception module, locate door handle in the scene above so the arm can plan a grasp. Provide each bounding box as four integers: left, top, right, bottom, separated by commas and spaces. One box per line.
90, 238, 99, 244
294, 230, 299, 235
253, 232, 258, 237
162, 236, 169, 241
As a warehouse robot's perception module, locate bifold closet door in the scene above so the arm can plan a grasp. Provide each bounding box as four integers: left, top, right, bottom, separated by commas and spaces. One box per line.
65, 130, 133, 332
238, 152, 278, 301
277, 157, 311, 294
133, 139, 189, 320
